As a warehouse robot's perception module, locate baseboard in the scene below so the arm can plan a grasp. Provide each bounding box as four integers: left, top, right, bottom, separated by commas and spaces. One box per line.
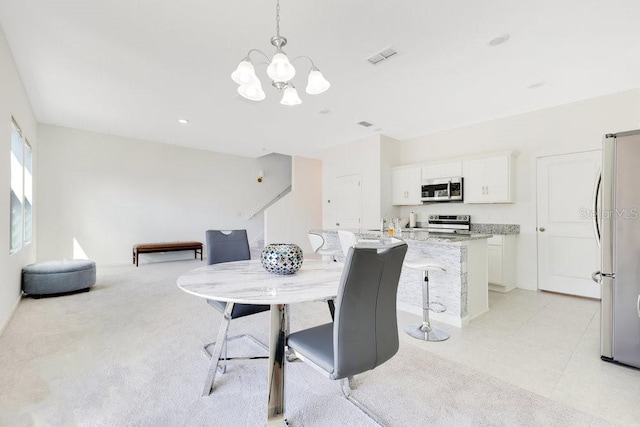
0, 295, 21, 336
465, 307, 490, 323
489, 283, 516, 293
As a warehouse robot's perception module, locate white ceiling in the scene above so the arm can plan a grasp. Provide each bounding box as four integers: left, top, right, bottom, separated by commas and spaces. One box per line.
1, 0, 639, 158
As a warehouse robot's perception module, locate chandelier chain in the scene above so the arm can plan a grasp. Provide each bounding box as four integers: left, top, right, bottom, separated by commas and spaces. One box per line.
275, 0, 280, 37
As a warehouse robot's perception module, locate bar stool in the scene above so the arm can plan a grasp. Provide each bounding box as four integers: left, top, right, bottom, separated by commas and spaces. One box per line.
308, 232, 341, 262
337, 230, 358, 257
404, 258, 449, 342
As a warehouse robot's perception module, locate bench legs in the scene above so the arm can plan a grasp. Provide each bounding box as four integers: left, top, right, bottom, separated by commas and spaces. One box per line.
133, 247, 202, 267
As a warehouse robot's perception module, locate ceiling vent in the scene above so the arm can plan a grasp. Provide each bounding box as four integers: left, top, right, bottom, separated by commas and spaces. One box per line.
357, 121, 374, 127
367, 46, 398, 65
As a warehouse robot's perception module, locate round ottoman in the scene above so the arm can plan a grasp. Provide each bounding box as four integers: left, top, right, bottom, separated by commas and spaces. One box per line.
22, 259, 96, 298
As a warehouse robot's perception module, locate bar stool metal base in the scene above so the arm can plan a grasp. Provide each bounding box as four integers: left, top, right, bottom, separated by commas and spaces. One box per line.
403, 258, 449, 343
404, 323, 450, 342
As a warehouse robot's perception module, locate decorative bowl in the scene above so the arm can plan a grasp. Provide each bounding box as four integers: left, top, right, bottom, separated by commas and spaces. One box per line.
261, 243, 304, 275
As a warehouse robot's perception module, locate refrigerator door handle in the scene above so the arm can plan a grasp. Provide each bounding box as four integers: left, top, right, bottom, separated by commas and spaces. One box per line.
637, 295, 640, 318
592, 271, 614, 283
592, 169, 602, 248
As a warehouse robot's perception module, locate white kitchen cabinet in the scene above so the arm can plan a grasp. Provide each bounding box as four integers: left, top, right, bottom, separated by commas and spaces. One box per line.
421, 161, 463, 180
392, 166, 422, 205
487, 235, 517, 292
462, 154, 514, 203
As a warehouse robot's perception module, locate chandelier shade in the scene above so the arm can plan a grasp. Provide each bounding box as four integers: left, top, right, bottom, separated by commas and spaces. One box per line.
231, 59, 260, 87
231, 0, 329, 105
305, 68, 331, 95
280, 85, 302, 106
238, 84, 266, 101
267, 52, 296, 82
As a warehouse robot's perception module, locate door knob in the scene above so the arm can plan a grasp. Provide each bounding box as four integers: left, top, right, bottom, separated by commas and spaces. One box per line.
538, 227, 546, 232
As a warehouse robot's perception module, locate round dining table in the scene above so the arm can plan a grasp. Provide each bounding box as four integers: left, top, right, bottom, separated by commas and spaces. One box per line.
177, 258, 344, 426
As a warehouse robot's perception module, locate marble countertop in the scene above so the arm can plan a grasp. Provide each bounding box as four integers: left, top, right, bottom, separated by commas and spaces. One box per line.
469, 223, 520, 235
311, 229, 492, 244
410, 222, 520, 235
399, 230, 492, 243
177, 259, 345, 304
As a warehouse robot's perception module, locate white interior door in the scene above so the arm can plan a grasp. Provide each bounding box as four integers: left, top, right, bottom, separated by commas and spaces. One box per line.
335, 174, 361, 229
536, 151, 601, 298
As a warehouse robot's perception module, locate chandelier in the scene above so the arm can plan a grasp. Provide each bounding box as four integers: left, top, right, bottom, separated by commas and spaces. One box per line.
231, 0, 330, 106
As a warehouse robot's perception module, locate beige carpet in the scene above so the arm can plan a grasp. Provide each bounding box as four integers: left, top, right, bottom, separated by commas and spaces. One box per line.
0, 260, 612, 426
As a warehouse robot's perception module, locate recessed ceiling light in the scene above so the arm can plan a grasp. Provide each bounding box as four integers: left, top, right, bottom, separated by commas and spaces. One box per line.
527, 81, 545, 89
178, 119, 189, 124
319, 109, 330, 114
488, 33, 510, 47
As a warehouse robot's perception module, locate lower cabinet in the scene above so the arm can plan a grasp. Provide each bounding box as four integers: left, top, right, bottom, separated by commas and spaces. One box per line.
487, 235, 517, 292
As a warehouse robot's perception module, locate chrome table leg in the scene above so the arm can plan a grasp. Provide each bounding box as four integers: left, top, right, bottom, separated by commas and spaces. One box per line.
267, 304, 287, 426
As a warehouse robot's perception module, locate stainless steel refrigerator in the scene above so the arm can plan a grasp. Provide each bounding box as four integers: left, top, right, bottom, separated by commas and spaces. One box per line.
593, 129, 640, 368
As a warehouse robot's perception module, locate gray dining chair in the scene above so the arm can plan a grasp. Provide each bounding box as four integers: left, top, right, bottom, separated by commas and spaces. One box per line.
202, 229, 270, 396
287, 241, 408, 425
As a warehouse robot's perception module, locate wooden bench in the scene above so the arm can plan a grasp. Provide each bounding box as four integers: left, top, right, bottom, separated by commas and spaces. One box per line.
132, 241, 203, 267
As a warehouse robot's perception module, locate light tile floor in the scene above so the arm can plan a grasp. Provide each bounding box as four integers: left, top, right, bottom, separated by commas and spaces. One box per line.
398, 289, 640, 426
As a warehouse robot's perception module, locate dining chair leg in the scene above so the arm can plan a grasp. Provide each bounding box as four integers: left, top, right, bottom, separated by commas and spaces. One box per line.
347, 375, 356, 390
340, 378, 384, 426
202, 302, 234, 397
202, 337, 229, 374
327, 300, 335, 320
220, 337, 228, 374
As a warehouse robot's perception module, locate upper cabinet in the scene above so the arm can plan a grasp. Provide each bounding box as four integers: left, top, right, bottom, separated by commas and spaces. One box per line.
462, 154, 514, 203
392, 166, 422, 205
421, 161, 462, 180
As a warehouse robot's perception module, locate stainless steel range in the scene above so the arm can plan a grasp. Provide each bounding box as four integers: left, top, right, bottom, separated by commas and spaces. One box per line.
425, 214, 471, 234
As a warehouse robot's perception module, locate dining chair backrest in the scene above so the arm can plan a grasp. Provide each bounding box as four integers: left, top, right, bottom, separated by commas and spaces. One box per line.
337, 230, 358, 257
206, 230, 251, 265
331, 242, 407, 379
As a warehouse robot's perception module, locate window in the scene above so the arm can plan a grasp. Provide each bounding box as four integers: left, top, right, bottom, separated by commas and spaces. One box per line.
10, 119, 32, 254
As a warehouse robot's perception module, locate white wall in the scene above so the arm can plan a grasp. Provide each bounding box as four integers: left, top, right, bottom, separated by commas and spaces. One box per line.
321, 134, 403, 231
37, 124, 291, 264
0, 26, 38, 332
264, 156, 322, 253
322, 134, 379, 230
380, 135, 402, 221
399, 89, 640, 290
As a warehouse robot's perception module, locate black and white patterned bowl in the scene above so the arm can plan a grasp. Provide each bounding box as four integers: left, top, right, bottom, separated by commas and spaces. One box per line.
261, 243, 304, 275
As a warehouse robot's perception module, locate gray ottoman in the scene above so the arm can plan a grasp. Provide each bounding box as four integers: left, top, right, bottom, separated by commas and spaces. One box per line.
22, 259, 96, 298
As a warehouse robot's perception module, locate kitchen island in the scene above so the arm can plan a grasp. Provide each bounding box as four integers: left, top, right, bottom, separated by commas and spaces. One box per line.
312, 229, 492, 327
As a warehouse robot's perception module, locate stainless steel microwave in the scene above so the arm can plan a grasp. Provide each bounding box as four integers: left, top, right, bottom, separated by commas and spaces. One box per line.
421, 177, 463, 202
